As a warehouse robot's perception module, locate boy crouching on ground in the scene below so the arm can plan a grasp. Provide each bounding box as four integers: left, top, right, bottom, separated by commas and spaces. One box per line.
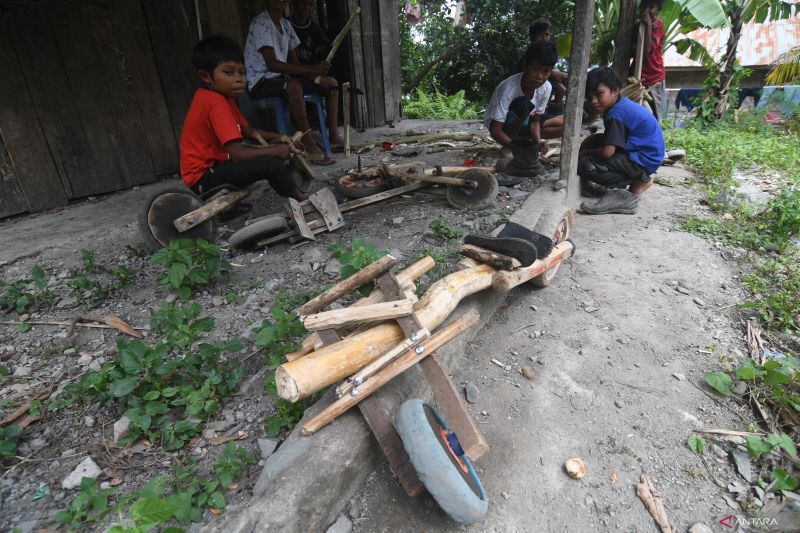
484, 41, 565, 151
180, 35, 307, 202
578, 67, 664, 215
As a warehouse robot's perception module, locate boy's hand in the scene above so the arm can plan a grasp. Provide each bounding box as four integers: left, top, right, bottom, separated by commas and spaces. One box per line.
267, 144, 291, 160
311, 60, 330, 76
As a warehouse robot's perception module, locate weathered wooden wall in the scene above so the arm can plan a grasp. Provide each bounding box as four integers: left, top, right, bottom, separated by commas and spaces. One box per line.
0, 0, 197, 218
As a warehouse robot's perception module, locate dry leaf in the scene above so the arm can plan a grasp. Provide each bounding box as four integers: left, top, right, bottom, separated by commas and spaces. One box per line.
98, 315, 143, 339
209, 508, 222, 516
610, 472, 617, 482
208, 431, 248, 446
521, 366, 535, 380
109, 477, 124, 486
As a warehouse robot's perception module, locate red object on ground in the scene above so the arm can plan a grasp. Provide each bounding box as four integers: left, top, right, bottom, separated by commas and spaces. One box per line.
463, 159, 480, 167
381, 141, 396, 152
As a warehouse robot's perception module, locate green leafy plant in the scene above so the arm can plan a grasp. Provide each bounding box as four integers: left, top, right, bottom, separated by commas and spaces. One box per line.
67, 272, 107, 302
0, 265, 53, 314
704, 371, 733, 396
329, 238, 387, 296
0, 424, 22, 457
55, 477, 117, 531
149, 239, 231, 300
403, 88, 480, 120
213, 443, 256, 489
687, 435, 706, 454
429, 217, 464, 241
265, 398, 306, 438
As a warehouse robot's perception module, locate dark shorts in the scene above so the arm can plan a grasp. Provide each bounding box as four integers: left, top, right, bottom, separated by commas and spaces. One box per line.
538, 112, 563, 124
250, 75, 321, 99
577, 133, 650, 189
190, 155, 296, 198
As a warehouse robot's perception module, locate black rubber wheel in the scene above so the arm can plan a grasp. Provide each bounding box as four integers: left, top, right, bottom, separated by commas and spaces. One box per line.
446, 169, 498, 210
335, 174, 385, 199
139, 186, 213, 252
395, 399, 488, 524
530, 208, 573, 287
228, 216, 288, 249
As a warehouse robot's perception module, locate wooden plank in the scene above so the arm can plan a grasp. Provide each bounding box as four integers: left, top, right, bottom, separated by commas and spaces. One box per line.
302, 300, 414, 331
112, 0, 179, 177
560, 0, 596, 208
0, 129, 29, 218
142, 0, 201, 144
288, 197, 316, 241
297, 254, 397, 315
0, 8, 67, 212
204, 0, 246, 44
359, 0, 384, 125
358, 397, 425, 497
418, 354, 489, 461
344, 0, 369, 128
378, 0, 401, 123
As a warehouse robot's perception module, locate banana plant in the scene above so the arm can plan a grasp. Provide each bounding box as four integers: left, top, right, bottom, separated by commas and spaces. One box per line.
766, 46, 800, 85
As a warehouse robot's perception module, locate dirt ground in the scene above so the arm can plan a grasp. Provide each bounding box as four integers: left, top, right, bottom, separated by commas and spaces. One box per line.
346, 164, 789, 533
0, 120, 537, 532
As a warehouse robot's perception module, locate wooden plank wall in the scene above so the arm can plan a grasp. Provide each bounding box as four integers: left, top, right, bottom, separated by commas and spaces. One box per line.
0, 0, 196, 219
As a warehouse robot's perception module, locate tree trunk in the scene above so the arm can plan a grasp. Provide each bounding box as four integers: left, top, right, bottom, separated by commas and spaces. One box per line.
404, 41, 466, 93
714, 4, 744, 119
611, 0, 637, 81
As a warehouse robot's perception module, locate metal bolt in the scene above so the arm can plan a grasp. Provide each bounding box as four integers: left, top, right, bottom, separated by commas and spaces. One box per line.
410, 332, 419, 342
353, 376, 363, 386
415, 345, 425, 354
350, 388, 359, 397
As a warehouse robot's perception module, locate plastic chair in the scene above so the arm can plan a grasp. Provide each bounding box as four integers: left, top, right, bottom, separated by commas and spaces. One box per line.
250, 93, 333, 156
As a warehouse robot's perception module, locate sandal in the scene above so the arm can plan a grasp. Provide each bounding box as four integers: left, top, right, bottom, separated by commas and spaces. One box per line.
308, 154, 336, 166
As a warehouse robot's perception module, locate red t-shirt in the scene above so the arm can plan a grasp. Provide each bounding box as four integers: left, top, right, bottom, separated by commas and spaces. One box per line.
179, 88, 249, 187
640, 18, 665, 86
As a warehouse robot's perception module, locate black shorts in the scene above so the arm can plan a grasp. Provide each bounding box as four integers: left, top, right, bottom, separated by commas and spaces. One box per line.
250, 75, 321, 99
577, 133, 649, 188
538, 112, 563, 124
190, 156, 296, 198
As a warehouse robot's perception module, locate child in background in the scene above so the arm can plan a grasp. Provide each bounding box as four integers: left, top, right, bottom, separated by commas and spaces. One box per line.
180, 35, 307, 201
578, 67, 664, 215
528, 18, 567, 111
290, 0, 331, 66
638, 0, 666, 120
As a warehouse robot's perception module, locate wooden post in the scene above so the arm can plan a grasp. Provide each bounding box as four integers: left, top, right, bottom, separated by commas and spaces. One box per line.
559, 0, 596, 209
611, 0, 637, 83
342, 82, 351, 157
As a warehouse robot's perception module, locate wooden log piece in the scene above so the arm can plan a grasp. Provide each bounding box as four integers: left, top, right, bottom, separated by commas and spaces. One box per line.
301, 309, 480, 434
343, 82, 351, 157
458, 244, 521, 271
302, 299, 414, 331
491, 241, 574, 293
277, 264, 495, 402
173, 189, 251, 232
285, 256, 434, 361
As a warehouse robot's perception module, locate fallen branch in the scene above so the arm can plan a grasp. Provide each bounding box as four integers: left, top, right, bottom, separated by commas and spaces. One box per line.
351, 133, 478, 150
636, 475, 673, 533
1, 317, 145, 338
0, 385, 54, 428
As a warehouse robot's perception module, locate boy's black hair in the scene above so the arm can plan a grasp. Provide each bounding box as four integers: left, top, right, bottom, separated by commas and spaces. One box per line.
192, 35, 244, 72
586, 66, 621, 93
640, 0, 665, 9
528, 18, 551, 40
523, 41, 557, 69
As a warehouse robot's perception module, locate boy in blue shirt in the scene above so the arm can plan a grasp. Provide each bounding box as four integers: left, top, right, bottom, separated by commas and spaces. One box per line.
578, 67, 664, 215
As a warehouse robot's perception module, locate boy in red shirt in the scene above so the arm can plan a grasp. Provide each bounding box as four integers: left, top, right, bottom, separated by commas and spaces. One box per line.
180, 35, 307, 201
638, 0, 666, 120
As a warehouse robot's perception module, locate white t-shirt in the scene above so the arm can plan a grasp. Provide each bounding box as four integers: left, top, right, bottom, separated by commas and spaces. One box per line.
483, 73, 552, 128
244, 12, 301, 88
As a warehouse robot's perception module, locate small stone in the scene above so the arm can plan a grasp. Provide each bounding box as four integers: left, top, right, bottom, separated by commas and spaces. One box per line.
672, 373, 686, 381
88, 360, 102, 372
113, 416, 131, 444
347, 501, 361, 519
77, 353, 93, 366
244, 294, 259, 308
212, 295, 225, 307
56, 296, 78, 308
257, 438, 278, 459
614, 400, 624, 409
392, 217, 404, 225
732, 450, 753, 483
693, 298, 705, 307
29, 437, 47, 451
688, 523, 714, 533
325, 515, 352, 533
234, 410, 245, 421
63, 348, 77, 357
12, 366, 31, 377
301, 248, 325, 264
552, 179, 567, 191
502, 491, 511, 500
243, 322, 262, 342
84, 416, 95, 428
521, 366, 535, 380
710, 444, 727, 459
721, 213, 734, 220
676, 285, 691, 295
325, 260, 342, 276
62, 457, 103, 489
464, 382, 480, 404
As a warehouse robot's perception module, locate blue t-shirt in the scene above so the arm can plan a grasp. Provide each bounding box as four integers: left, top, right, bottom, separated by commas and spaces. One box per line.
604, 96, 665, 174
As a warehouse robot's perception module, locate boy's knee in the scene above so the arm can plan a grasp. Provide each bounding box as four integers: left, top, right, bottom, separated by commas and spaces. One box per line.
285, 80, 303, 99
320, 76, 338, 89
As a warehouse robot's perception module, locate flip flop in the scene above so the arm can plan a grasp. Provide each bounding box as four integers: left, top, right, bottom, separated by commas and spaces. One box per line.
308, 154, 336, 166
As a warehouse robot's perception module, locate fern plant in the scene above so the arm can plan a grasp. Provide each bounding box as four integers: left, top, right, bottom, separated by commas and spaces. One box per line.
403, 89, 480, 120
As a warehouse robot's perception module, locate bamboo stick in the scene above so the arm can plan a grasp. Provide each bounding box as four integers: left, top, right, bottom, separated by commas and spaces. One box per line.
325, 7, 361, 63
343, 82, 351, 157
276, 264, 495, 402
285, 256, 434, 361
302, 311, 479, 434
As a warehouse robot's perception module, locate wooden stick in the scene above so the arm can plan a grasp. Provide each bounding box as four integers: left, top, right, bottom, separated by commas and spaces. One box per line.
277, 263, 495, 402
747, 321, 764, 365
302, 300, 414, 331
325, 7, 361, 63
0, 320, 146, 334
343, 82, 351, 157
636, 475, 673, 533
458, 244, 521, 271
336, 328, 430, 397
352, 133, 476, 150
297, 255, 397, 316
174, 189, 251, 232
302, 310, 479, 434
491, 241, 573, 292
285, 257, 434, 361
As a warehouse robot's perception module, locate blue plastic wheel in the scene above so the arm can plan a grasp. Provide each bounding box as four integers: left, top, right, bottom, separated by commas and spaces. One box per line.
395, 399, 488, 524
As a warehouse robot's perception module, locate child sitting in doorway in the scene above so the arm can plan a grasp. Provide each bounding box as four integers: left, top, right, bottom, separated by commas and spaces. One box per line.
484, 41, 564, 150
180, 35, 307, 202
578, 67, 664, 215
